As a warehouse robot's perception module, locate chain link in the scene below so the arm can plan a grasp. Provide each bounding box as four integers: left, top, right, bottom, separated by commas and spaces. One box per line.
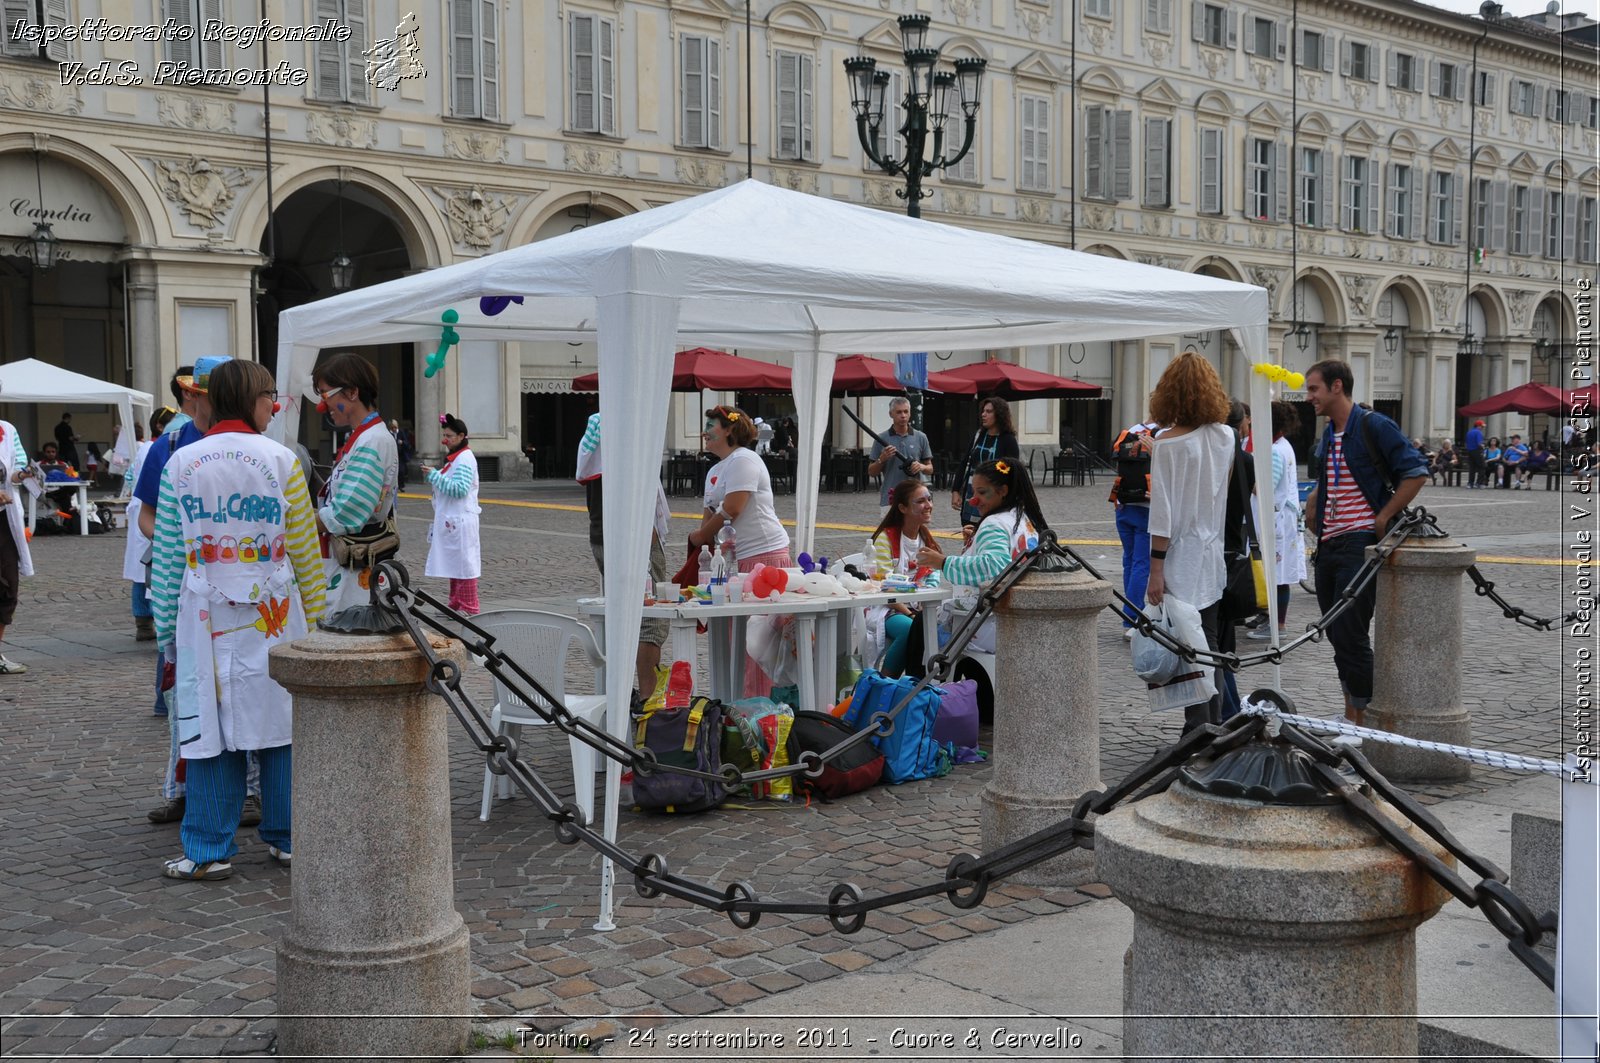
1462, 564, 1583, 630
372, 540, 1558, 989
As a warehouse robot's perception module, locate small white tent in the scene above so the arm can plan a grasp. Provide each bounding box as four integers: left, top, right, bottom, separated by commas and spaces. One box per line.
274, 179, 1270, 925
0, 358, 154, 474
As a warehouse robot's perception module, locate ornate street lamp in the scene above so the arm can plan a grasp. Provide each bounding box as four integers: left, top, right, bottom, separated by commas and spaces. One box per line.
844, 15, 987, 219
1384, 328, 1400, 355
28, 150, 58, 271
329, 173, 354, 292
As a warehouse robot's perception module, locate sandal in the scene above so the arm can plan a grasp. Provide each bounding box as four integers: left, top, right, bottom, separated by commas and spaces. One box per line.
163, 856, 233, 880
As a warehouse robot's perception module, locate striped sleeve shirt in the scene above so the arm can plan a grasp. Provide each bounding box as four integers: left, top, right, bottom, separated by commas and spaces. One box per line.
149, 463, 185, 646
319, 442, 392, 534
11, 431, 26, 472
1320, 432, 1375, 540
284, 466, 327, 626
427, 458, 475, 498
942, 519, 1016, 586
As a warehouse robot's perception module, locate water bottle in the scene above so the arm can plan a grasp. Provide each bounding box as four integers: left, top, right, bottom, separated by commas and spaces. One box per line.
716, 518, 737, 581
697, 544, 714, 587
863, 535, 879, 578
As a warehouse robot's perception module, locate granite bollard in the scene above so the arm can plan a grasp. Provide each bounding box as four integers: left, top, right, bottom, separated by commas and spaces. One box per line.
1367, 536, 1477, 781
980, 567, 1112, 885
270, 630, 470, 1063
1096, 747, 1454, 1061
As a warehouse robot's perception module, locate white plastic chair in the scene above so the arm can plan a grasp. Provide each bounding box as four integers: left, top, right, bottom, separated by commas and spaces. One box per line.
472, 609, 608, 825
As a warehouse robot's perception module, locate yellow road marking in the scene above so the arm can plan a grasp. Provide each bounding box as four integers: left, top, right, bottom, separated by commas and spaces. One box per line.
430, 495, 1576, 563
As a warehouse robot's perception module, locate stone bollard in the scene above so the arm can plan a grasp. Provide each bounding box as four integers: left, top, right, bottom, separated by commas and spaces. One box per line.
1367, 536, 1477, 781
980, 567, 1112, 885
1096, 744, 1454, 1060
270, 630, 470, 1063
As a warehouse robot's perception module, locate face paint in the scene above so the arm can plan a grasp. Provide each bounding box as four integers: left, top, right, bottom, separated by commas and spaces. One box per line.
336, 403, 345, 413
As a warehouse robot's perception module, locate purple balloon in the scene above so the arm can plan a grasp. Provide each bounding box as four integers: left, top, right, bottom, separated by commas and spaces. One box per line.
479, 295, 524, 317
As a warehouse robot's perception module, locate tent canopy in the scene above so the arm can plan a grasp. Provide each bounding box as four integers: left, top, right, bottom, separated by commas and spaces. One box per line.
1457, 381, 1567, 417
930, 359, 1103, 400
572, 347, 792, 393
273, 179, 1269, 929
0, 358, 155, 470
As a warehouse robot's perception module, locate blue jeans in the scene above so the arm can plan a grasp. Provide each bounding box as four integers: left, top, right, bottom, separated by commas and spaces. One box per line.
131, 581, 152, 619
180, 745, 290, 864
1313, 531, 1378, 709
1115, 504, 1151, 625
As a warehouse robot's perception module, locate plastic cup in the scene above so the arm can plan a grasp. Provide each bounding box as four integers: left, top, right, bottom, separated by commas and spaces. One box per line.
656, 582, 680, 601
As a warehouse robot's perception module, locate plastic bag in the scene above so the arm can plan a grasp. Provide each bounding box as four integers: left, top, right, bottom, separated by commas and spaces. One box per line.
1137, 597, 1218, 713
1130, 603, 1185, 684
746, 613, 799, 685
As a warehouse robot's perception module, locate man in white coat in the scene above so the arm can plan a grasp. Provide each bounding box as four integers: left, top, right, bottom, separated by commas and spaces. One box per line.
0, 419, 34, 674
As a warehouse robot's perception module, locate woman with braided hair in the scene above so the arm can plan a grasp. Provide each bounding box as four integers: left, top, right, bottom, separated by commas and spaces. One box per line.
422, 413, 482, 615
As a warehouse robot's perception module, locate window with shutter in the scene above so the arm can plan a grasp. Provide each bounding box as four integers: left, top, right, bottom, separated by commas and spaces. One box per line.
1083, 105, 1104, 199
1111, 109, 1132, 200
1527, 187, 1544, 256
1391, 51, 1416, 91
1085, 0, 1113, 19
1345, 40, 1371, 82
162, 0, 197, 70
1471, 177, 1491, 249
1509, 184, 1528, 254
1563, 192, 1578, 260
568, 11, 613, 132
774, 51, 815, 161
1144, 117, 1170, 207
1195, 1, 1227, 46
1428, 170, 1454, 244
1342, 154, 1363, 231
1473, 70, 1494, 107
1588, 96, 1599, 130
1579, 198, 1598, 265
1296, 30, 1323, 70
3, 0, 71, 60
1364, 158, 1380, 234
598, 17, 614, 134
1388, 163, 1413, 239
869, 71, 905, 164
1145, 0, 1172, 35
682, 36, 705, 148
481, 0, 499, 122
949, 118, 981, 181
1020, 94, 1052, 192
1250, 17, 1276, 59
1489, 180, 1507, 251
1247, 137, 1272, 219
1199, 126, 1223, 214
198, 0, 222, 71
1298, 147, 1322, 227
1545, 192, 1565, 259
706, 42, 720, 149
1273, 139, 1287, 221
313, 0, 368, 104
569, 12, 594, 130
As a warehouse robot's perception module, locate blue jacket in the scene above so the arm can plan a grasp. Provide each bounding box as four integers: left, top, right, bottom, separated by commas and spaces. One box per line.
1464, 426, 1485, 453
1310, 404, 1428, 532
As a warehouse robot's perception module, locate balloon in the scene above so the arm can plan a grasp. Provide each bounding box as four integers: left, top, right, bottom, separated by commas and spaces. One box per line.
1288, 372, 1305, 389
424, 309, 461, 379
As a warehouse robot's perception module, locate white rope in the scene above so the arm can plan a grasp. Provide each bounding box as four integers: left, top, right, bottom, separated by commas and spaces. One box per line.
1238, 698, 1579, 781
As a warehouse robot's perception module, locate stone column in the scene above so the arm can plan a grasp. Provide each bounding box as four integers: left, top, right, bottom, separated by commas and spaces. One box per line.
125, 259, 161, 401
1096, 753, 1453, 1060
980, 567, 1111, 885
1365, 536, 1477, 781
1406, 343, 1430, 442
270, 631, 470, 1063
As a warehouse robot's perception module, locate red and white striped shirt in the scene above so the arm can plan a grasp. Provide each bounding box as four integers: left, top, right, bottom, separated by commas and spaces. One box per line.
1321, 432, 1375, 540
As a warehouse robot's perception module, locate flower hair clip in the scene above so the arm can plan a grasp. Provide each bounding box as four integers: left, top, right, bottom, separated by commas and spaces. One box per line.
438, 414, 449, 426
994, 460, 1011, 475
725, 410, 741, 422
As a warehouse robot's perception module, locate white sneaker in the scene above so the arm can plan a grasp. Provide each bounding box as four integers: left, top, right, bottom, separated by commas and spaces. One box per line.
0, 656, 27, 675
268, 846, 291, 866
1123, 628, 1136, 641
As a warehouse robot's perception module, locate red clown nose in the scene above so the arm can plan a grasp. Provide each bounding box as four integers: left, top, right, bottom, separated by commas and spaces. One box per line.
316, 398, 328, 413
272, 401, 282, 415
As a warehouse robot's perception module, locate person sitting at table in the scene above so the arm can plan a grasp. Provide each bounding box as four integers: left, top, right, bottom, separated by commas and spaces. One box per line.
917, 458, 1046, 658
689, 405, 793, 696
34, 441, 70, 477
863, 480, 943, 677
1501, 434, 1529, 489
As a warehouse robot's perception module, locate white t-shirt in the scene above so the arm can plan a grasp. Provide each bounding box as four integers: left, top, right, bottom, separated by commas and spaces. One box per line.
703, 446, 789, 560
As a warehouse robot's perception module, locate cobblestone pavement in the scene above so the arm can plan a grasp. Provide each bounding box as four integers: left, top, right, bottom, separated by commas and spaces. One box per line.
0, 474, 1585, 1059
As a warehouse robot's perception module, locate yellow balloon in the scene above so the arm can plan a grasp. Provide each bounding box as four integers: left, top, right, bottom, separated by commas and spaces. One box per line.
1289, 372, 1306, 389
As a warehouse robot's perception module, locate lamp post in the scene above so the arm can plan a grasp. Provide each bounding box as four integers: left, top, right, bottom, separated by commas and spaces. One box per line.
28, 150, 58, 271
329, 172, 354, 292
843, 15, 987, 220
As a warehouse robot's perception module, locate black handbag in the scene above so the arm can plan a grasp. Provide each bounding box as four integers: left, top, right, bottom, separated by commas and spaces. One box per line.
1219, 456, 1265, 624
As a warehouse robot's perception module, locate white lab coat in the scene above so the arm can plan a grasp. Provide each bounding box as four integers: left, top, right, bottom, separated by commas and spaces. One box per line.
425, 448, 481, 579
0, 422, 34, 580
121, 440, 155, 583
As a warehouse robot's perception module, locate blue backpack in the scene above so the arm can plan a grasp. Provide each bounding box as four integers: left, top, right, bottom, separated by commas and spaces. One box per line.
842, 670, 952, 785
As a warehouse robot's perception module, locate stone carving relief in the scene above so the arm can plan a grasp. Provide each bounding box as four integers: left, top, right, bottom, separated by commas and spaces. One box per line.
1428, 280, 1461, 322
1248, 223, 1276, 249
1348, 83, 1368, 109
942, 187, 979, 215
1296, 231, 1324, 256
1017, 196, 1052, 224
1298, 73, 1323, 98
1429, 249, 1453, 270
435, 185, 514, 252
862, 179, 899, 209
1136, 252, 1185, 270
1344, 237, 1368, 260
565, 143, 623, 176
1144, 37, 1171, 64
1512, 117, 1533, 140
156, 93, 235, 133
0, 71, 83, 115
1246, 264, 1286, 303
1434, 100, 1457, 126
1249, 61, 1275, 90
1200, 49, 1227, 79
446, 129, 507, 164
1081, 204, 1115, 231
770, 167, 819, 195
1339, 272, 1375, 317
1197, 218, 1225, 243
306, 109, 378, 149
1018, 3, 1051, 42
1476, 110, 1494, 135
1141, 213, 1172, 238
944, 0, 977, 25
1392, 92, 1411, 119
153, 156, 253, 231
1506, 288, 1533, 329
675, 156, 726, 188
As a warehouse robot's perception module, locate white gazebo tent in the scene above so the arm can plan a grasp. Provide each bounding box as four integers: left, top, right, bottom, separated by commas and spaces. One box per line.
273, 179, 1270, 928
0, 358, 155, 477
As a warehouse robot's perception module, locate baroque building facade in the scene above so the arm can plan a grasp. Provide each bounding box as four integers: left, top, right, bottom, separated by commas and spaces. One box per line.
0, 0, 1594, 470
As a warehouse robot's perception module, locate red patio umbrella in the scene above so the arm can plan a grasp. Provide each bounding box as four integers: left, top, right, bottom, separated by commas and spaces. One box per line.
572, 347, 792, 393
929, 359, 1103, 401
830, 354, 911, 395
1456, 381, 1567, 417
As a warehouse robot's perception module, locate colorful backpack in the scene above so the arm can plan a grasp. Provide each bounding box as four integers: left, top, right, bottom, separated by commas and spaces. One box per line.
1109, 427, 1153, 506
843, 670, 952, 785
633, 694, 727, 814
785, 710, 885, 799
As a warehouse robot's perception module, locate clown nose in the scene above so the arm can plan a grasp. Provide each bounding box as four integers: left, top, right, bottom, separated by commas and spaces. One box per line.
316, 399, 328, 413
272, 401, 282, 415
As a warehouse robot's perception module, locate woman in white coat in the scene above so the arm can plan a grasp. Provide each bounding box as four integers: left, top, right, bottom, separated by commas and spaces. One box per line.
0, 418, 34, 675
1248, 401, 1308, 642
423, 413, 482, 615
